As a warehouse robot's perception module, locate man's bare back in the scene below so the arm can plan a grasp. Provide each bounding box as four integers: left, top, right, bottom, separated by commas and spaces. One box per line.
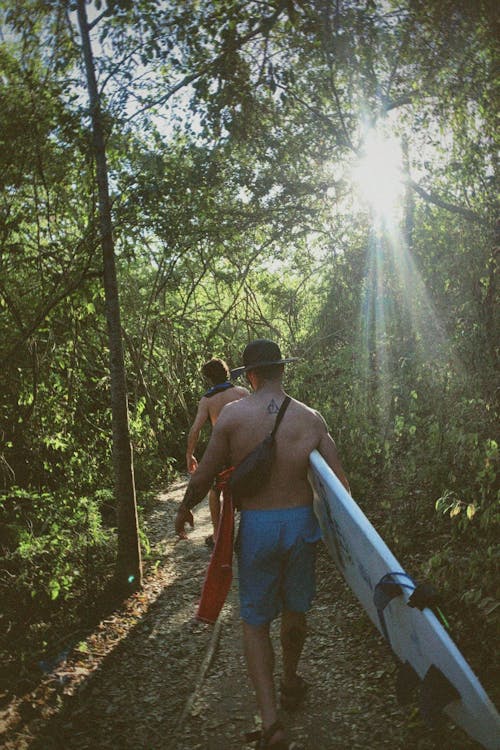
186, 383, 248, 474
179, 340, 349, 524
197, 383, 349, 510
205, 385, 249, 425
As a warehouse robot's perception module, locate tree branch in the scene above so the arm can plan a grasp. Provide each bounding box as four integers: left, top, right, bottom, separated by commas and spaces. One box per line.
273, 81, 351, 149
88, 8, 109, 32
407, 178, 487, 225
124, 0, 290, 122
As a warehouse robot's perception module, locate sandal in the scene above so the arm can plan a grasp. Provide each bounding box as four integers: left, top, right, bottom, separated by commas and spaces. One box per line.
245, 719, 289, 749
280, 675, 308, 711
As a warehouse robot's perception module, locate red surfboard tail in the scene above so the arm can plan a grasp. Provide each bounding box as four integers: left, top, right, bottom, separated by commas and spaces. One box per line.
196, 468, 235, 624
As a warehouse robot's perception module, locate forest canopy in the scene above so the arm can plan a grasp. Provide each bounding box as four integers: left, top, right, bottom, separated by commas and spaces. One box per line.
0, 0, 498, 678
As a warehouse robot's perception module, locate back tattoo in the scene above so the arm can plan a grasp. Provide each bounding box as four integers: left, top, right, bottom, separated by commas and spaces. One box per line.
267, 399, 280, 414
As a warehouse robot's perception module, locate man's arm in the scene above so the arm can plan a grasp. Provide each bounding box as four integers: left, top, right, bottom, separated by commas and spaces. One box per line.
176, 417, 229, 538
316, 415, 351, 494
186, 398, 210, 473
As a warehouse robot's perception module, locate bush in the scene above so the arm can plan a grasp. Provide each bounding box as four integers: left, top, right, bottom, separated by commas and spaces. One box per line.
0, 488, 115, 667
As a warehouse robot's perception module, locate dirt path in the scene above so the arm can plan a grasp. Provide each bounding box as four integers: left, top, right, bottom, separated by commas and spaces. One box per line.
0, 481, 482, 749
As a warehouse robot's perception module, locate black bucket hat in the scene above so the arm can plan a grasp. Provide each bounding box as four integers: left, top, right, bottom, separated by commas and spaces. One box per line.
231, 339, 298, 378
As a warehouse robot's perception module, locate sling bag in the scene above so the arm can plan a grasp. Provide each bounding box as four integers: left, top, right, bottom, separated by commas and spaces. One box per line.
229, 396, 291, 507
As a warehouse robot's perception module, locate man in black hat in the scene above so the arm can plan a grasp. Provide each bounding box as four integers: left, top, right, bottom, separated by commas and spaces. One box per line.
175, 339, 350, 749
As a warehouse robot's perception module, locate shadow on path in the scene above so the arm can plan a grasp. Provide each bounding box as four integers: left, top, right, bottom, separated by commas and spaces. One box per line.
1, 481, 483, 750
169, 550, 481, 750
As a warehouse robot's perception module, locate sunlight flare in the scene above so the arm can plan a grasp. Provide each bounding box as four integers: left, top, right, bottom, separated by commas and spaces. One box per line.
357, 223, 454, 428
351, 130, 404, 218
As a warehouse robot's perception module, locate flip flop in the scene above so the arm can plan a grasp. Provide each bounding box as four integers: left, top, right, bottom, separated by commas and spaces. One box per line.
245, 719, 289, 749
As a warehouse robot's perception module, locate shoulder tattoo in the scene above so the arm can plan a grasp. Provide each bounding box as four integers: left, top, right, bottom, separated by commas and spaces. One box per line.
267, 398, 280, 414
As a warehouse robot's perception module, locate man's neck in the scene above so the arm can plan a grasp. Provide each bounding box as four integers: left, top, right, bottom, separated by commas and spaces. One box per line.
253, 380, 285, 397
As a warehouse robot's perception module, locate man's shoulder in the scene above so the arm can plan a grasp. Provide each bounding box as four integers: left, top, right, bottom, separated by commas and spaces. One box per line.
211, 384, 246, 406
234, 385, 250, 397
289, 396, 319, 416
225, 392, 251, 411
289, 398, 327, 430
218, 392, 252, 418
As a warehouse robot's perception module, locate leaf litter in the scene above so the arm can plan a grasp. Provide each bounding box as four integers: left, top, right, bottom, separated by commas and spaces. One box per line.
0, 480, 485, 750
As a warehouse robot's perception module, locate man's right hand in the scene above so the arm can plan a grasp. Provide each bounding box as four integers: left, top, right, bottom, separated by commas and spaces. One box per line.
186, 454, 198, 474
175, 505, 194, 539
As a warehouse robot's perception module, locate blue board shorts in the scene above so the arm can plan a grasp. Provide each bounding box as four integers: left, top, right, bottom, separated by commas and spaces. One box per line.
237, 506, 322, 626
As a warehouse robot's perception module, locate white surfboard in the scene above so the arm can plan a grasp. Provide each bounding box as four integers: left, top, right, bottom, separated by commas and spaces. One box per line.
309, 449, 500, 750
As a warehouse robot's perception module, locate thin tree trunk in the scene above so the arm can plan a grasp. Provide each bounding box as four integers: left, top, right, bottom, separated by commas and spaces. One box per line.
76, 0, 142, 593
402, 136, 414, 251
122, 329, 168, 456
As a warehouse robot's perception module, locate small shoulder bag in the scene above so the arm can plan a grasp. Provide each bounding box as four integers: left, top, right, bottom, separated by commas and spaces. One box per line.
229, 396, 291, 507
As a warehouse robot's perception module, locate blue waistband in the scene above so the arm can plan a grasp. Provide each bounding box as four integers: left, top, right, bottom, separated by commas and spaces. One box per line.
240, 505, 315, 520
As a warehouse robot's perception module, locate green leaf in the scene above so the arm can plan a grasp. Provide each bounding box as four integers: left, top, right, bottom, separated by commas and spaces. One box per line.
48, 579, 61, 600
466, 504, 477, 520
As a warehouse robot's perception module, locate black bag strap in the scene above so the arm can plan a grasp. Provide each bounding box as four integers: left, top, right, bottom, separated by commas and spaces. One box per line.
270, 396, 291, 439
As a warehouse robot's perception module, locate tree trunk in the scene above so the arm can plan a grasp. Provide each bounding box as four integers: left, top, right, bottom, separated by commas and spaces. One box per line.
122, 329, 169, 456
402, 136, 414, 251
76, 0, 142, 593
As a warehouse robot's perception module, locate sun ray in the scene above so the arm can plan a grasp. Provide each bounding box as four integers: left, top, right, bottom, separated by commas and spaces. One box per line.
351, 129, 404, 220
357, 218, 456, 424
351, 122, 455, 423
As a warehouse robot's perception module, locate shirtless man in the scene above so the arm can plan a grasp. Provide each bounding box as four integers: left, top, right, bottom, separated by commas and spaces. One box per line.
176, 340, 350, 750
186, 357, 248, 546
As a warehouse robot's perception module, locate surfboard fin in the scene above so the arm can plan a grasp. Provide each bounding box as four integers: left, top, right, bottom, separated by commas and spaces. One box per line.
420, 665, 461, 726
373, 579, 403, 610
373, 576, 405, 644
395, 661, 420, 705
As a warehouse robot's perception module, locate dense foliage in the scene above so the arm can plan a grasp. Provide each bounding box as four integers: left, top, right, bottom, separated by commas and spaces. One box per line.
0, 0, 497, 692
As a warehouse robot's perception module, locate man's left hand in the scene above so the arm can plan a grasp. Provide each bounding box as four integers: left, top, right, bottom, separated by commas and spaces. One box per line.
175, 505, 194, 539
